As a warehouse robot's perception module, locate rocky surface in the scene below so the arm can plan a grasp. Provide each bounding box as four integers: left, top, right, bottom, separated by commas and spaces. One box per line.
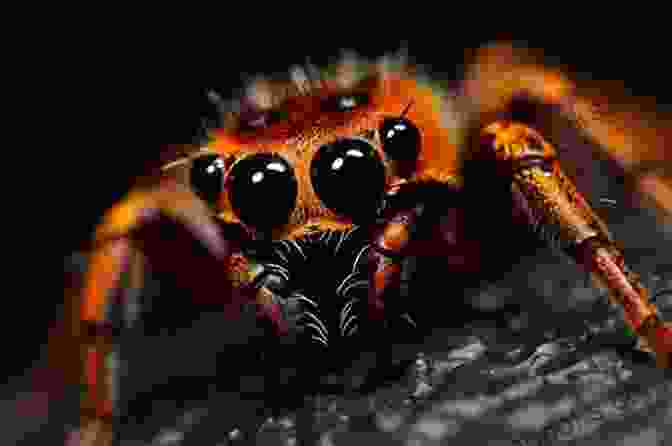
55, 240, 672, 445
108, 278, 671, 446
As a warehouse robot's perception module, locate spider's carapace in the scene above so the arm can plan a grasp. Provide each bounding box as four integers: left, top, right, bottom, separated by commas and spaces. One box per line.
202, 72, 463, 239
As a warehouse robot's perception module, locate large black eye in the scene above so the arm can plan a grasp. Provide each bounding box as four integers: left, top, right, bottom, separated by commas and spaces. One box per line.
310, 138, 385, 221
228, 154, 297, 229
190, 154, 226, 206
380, 117, 421, 161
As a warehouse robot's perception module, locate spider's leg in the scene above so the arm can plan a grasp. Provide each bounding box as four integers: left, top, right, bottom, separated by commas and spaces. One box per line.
77, 179, 288, 440
369, 206, 424, 323
461, 41, 672, 217
480, 121, 671, 368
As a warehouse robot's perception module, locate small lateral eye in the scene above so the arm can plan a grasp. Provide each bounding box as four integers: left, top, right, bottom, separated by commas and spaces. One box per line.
324, 92, 370, 112
525, 136, 545, 154
379, 117, 421, 161
190, 153, 226, 206
239, 109, 289, 131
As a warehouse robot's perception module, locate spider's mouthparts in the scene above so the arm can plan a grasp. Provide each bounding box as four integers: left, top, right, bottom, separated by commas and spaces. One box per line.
246, 227, 372, 349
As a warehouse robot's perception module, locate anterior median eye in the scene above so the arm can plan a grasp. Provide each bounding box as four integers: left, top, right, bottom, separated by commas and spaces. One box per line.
190, 154, 226, 206
227, 153, 297, 229
310, 138, 385, 221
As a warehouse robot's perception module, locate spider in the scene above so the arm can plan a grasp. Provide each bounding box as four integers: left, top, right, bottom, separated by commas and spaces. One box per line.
76, 42, 671, 444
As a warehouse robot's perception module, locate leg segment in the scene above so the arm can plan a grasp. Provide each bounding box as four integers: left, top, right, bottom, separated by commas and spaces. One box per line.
461, 41, 672, 217
481, 121, 671, 368
369, 206, 424, 322
77, 179, 288, 440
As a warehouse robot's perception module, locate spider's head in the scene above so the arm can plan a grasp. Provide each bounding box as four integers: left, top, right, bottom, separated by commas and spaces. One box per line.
162, 54, 462, 241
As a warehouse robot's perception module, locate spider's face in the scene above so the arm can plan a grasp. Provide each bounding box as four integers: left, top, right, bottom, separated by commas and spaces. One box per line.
164, 62, 462, 240
216, 78, 392, 235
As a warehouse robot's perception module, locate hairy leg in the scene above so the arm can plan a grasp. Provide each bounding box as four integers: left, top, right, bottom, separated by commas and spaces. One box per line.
479, 121, 670, 367
460, 41, 672, 217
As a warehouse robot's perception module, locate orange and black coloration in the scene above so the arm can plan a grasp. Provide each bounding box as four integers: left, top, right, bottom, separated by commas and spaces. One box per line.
76, 44, 671, 442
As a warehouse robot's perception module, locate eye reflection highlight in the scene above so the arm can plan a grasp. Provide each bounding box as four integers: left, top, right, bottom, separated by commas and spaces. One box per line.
206, 158, 225, 174
267, 162, 287, 172
331, 158, 344, 170
251, 171, 264, 184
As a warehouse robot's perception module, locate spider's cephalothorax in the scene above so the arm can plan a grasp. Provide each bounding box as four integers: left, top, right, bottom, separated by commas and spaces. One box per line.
193, 57, 460, 239
77, 46, 671, 442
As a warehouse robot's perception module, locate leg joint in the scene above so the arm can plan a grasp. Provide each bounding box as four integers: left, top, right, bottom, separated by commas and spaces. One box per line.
480, 121, 557, 166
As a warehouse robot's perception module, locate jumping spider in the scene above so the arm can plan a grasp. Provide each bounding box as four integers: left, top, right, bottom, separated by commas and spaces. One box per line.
76, 43, 671, 444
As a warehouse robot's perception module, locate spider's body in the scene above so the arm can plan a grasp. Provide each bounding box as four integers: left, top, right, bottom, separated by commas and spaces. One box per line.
75, 44, 671, 444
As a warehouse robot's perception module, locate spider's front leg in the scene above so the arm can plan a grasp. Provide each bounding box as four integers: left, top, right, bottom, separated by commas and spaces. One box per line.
480, 121, 671, 368
463, 41, 672, 217
76, 178, 288, 443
